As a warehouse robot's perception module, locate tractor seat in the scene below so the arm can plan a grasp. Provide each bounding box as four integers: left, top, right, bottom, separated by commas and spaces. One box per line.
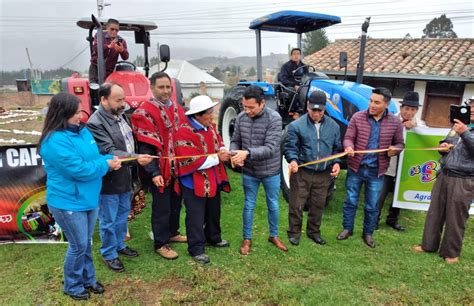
115, 65, 135, 72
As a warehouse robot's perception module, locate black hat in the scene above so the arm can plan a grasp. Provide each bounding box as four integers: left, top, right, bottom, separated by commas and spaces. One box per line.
401, 91, 420, 108
308, 90, 327, 111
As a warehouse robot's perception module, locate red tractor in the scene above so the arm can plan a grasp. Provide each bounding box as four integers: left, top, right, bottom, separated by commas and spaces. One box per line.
62, 15, 183, 119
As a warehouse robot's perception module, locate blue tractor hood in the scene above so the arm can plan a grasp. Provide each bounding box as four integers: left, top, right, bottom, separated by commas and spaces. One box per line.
249, 10, 341, 33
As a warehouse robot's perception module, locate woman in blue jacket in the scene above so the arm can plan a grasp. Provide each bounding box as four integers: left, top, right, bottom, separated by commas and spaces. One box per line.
38, 93, 121, 300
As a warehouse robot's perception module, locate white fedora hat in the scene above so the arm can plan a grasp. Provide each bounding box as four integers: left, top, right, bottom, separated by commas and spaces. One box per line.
185, 95, 219, 115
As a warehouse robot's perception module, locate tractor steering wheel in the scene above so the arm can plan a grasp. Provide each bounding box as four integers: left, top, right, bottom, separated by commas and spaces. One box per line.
307, 65, 316, 73
115, 61, 137, 71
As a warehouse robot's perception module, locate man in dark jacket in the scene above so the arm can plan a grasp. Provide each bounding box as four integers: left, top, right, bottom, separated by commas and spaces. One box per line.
230, 85, 287, 255
413, 98, 474, 263
87, 82, 152, 272
279, 48, 309, 114
337, 87, 404, 248
279, 48, 308, 91
284, 90, 342, 246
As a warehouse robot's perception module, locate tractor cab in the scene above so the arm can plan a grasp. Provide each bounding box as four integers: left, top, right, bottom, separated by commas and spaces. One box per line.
63, 16, 174, 121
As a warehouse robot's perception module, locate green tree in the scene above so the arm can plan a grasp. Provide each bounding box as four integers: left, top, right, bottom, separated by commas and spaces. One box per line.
422, 14, 457, 38
246, 66, 256, 76
210, 67, 223, 80
302, 29, 330, 55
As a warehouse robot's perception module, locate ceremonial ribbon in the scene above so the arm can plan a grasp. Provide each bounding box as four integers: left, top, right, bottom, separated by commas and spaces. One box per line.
117, 145, 453, 168
292, 145, 453, 170
118, 153, 218, 163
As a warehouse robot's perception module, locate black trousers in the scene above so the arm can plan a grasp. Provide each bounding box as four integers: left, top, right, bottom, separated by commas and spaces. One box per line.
150, 180, 182, 249
376, 175, 400, 225
182, 186, 222, 256
421, 173, 474, 258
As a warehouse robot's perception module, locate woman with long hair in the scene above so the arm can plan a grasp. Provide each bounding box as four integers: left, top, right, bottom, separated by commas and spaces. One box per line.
39, 93, 121, 300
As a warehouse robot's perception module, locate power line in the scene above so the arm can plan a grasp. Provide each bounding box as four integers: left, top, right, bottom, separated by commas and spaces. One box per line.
58, 45, 89, 68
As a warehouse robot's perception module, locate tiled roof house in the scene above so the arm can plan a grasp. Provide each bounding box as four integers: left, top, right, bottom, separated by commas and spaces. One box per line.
305, 38, 474, 127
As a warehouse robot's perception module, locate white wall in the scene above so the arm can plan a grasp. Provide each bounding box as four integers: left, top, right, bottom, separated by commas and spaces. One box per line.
462, 83, 474, 102
414, 81, 427, 121
181, 86, 224, 100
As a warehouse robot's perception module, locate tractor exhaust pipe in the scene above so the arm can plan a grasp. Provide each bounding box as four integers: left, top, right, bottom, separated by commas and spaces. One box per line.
356, 17, 370, 84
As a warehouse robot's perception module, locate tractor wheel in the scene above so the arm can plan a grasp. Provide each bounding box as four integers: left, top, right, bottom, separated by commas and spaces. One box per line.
218, 97, 241, 148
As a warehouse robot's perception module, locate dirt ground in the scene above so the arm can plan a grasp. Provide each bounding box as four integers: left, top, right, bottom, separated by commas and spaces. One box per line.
0, 109, 43, 144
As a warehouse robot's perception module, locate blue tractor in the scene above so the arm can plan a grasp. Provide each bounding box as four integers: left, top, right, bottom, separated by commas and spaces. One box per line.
217, 11, 397, 202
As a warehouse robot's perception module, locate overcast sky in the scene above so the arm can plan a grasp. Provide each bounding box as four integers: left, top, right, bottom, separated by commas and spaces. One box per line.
0, 0, 473, 72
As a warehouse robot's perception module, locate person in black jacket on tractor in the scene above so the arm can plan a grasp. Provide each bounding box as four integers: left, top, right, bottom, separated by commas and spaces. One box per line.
279, 48, 309, 116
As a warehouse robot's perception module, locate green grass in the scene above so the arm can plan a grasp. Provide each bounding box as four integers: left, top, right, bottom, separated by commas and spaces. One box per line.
1, 170, 473, 304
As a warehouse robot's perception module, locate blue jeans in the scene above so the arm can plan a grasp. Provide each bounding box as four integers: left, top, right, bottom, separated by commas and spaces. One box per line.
98, 191, 132, 260
342, 167, 384, 235
242, 174, 280, 239
48, 206, 98, 295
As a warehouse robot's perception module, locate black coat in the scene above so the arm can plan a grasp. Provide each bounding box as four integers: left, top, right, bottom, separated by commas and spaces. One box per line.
87, 106, 137, 194
279, 60, 308, 88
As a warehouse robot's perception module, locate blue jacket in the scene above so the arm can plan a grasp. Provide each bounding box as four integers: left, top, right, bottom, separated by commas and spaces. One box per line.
284, 114, 342, 172
40, 127, 112, 211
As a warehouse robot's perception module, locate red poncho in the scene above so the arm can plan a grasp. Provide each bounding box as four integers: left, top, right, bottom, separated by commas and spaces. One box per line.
174, 120, 230, 198
131, 98, 186, 190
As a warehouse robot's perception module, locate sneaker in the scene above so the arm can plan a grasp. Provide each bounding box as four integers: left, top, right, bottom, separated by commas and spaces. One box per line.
193, 254, 210, 264
155, 245, 178, 260
169, 234, 187, 243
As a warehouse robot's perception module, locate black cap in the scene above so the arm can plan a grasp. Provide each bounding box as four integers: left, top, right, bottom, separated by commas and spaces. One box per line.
308, 90, 327, 111
401, 91, 420, 108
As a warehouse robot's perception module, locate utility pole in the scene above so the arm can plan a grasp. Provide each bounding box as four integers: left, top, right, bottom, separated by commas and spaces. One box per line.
97, 0, 110, 17
25, 48, 41, 80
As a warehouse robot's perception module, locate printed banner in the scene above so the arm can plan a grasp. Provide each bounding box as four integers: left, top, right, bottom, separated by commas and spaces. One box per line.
31, 79, 61, 95
393, 126, 474, 214
0, 144, 65, 243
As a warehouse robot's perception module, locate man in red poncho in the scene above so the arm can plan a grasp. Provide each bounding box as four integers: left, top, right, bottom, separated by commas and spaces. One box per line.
174, 95, 231, 264
131, 72, 187, 260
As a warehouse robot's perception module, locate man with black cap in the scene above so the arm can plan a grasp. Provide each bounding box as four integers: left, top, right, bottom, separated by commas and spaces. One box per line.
284, 90, 342, 246
376, 91, 421, 231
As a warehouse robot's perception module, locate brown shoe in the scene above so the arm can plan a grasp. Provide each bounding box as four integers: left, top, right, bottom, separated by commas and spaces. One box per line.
155, 245, 178, 260
444, 257, 459, 264
239, 239, 252, 255
412, 245, 425, 253
268, 237, 288, 252
362, 234, 375, 248
169, 234, 187, 243
337, 229, 353, 240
